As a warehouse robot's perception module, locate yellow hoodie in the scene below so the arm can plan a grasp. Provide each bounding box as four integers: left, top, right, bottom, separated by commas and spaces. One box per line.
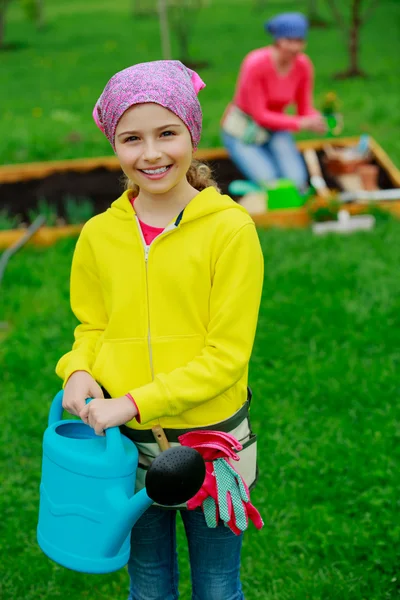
56, 187, 264, 430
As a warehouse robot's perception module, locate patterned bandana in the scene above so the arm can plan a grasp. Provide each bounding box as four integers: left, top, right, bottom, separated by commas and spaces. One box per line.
93, 60, 206, 150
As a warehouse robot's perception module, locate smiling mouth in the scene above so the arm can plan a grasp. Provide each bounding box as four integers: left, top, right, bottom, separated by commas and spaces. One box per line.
139, 165, 172, 175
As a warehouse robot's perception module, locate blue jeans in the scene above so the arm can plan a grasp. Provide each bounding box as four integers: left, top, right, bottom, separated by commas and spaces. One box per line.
222, 129, 308, 190
127, 506, 244, 600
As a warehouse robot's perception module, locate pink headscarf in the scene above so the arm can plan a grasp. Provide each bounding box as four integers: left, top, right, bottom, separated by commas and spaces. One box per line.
93, 60, 206, 150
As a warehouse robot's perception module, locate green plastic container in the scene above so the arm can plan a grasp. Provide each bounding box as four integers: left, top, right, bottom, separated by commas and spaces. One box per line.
261, 179, 305, 210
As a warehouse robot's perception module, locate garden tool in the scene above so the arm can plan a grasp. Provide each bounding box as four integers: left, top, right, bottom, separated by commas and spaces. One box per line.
151, 425, 170, 452
37, 390, 206, 574
179, 430, 263, 535
303, 149, 330, 199
0, 215, 45, 330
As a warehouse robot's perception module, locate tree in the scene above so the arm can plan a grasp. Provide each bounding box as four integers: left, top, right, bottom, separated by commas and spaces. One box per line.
327, 0, 378, 78
168, 0, 206, 68
158, 0, 171, 59
0, 0, 12, 49
135, 0, 208, 66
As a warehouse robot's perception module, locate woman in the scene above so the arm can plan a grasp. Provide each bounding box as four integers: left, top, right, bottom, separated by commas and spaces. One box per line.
222, 12, 326, 190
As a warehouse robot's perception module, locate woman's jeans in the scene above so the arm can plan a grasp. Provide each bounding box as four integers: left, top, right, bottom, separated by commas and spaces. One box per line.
127, 506, 244, 600
222, 129, 308, 190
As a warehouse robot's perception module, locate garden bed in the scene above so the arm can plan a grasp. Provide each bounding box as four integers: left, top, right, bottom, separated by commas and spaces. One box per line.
0, 150, 243, 221
0, 137, 399, 248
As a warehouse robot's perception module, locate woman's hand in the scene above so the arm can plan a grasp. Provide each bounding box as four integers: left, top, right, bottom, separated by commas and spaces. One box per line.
63, 370, 104, 416
300, 114, 327, 134
79, 396, 138, 436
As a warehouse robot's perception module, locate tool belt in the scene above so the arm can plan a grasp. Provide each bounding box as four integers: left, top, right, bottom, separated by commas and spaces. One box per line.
221, 103, 270, 146
117, 388, 258, 507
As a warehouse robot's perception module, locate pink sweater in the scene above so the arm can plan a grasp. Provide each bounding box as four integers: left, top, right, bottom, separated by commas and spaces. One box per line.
233, 46, 318, 132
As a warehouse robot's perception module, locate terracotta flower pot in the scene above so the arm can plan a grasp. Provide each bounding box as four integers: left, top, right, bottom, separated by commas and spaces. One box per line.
357, 164, 379, 191
324, 156, 369, 176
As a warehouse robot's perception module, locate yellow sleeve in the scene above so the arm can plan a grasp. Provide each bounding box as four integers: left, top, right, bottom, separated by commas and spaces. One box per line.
56, 227, 108, 386
129, 222, 264, 424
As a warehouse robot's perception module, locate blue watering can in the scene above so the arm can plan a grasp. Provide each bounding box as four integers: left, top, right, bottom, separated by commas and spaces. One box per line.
37, 391, 205, 574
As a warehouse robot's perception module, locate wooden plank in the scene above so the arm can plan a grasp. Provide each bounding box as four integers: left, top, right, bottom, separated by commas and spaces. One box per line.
250, 199, 400, 229
195, 147, 229, 161
342, 200, 400, 218
296, 136, 361, 151
368, 138, 400, 187
0, 224, 83, 250
0, 149, 228, 183
0, 156, 121, 183
252, 207, 310, 228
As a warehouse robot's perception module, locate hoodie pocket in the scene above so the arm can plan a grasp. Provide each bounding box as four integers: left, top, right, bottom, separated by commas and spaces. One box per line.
92, 338, 151, 392
151, 334, 205, 374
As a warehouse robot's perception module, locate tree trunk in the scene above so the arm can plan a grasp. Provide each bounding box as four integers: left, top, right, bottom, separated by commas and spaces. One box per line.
177, 20, 189, 62
170, 0, 193, 63
349, 0, 362, 73
334, 0, 367, 78
158, 0, 171, 59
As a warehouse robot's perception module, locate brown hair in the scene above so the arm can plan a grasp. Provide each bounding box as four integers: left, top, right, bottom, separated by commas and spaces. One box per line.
124, 158, 220, 195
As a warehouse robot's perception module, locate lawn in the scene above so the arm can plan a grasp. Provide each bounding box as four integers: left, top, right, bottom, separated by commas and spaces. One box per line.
1, 0, 400, 166
1, 220, 400, 599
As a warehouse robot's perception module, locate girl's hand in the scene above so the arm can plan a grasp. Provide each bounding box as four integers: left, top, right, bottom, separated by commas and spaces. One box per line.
79, 397, 138, 436
63, 371, 104, 416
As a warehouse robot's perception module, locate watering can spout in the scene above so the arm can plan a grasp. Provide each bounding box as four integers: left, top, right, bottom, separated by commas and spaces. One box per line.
126, 488, 153, 526
102, 488, 153, 558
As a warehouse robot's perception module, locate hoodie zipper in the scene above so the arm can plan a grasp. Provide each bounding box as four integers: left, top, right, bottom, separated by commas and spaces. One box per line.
135, 220, 154, 380
144, 242, 153, 379
135, 216, 179, 381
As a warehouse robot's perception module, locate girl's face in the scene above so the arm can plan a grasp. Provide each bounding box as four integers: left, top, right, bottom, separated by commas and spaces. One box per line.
114, 103, 193, 197
276, 38, 306, 61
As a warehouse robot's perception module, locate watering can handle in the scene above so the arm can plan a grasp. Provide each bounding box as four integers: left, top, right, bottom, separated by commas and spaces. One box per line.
48, 391, 126, 459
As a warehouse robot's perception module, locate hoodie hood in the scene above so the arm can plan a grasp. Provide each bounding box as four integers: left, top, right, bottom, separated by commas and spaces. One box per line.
108, 187, 250, 225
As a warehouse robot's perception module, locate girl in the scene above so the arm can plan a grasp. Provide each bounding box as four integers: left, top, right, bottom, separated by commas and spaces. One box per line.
222, 12, 326, 190
57, 60, 264, 600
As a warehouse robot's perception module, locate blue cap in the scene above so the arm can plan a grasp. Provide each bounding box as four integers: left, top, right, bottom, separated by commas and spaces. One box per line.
265, 12, 309, 40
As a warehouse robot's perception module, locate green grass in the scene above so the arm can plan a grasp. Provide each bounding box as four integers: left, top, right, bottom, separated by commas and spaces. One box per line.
1, 0, 400, 165
1, 221, 400, 599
